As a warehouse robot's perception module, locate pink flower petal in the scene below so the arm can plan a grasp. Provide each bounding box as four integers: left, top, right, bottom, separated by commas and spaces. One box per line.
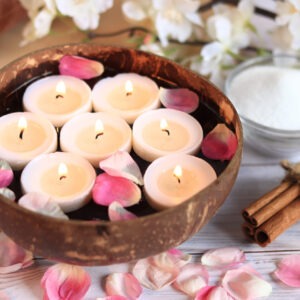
222, 265, 272, 300
201, 247, 245, 269
0, 231, 33, 274
59, 55, 104, 79
0, 188, 16, 201
195, 286, 233, 300
41, 263, 91, 300
105, 272, 142, 300
173, 264, 209, 296
159, 87, 199, 113
0, 160, 13, 188
18, 192, 69, 219
100, 151, 143, 185
167, 248, 192, 268
201, 124, 238, 160
273, 254, 300, 287
108, 201, 137, 221
92, 173, 141, 207
133, 252, 180, 290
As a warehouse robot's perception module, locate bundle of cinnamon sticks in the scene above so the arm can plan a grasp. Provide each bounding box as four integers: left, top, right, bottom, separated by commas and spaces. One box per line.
242, 161, 300, 247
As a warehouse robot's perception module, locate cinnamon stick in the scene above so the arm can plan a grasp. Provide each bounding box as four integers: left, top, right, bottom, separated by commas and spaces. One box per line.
242, 222, 255, 238
249, 183, 299, 227
254, 198, 300, 247
242, 181, 292, 223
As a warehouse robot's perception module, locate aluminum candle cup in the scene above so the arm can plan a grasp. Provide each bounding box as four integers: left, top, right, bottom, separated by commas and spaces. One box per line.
0, 44, 242, 265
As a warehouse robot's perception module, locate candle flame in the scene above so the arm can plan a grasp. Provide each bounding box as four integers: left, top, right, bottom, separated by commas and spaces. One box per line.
173, 165, 182, 183
18, 116, 27, 139
160, 118, 170, 135
125, 80, 133, 96
58, 163, 68, 180
55, 80, 66, 97
95, 119, 104, 139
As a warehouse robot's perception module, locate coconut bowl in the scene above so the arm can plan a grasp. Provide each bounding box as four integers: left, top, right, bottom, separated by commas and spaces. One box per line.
0, 44, 242, 265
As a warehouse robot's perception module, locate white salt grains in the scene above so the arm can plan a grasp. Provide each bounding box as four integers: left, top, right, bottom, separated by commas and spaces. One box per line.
227, 65, 300, 131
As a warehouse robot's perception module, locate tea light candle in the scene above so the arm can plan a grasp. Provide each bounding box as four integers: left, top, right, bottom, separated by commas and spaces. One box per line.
0, 112, 57, 170
60, 112, 132, 167
21, 152, 96, 212
92, 73, 160, 124
23, 75, 92, 127
144, 154, 217, 210
132, 108, 203, 162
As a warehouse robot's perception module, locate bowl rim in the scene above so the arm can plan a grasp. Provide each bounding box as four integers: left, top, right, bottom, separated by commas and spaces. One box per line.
225, 53, 300, 137
0, 43, 243, 230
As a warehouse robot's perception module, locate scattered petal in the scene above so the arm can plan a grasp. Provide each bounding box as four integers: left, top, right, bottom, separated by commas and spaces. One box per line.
0, 160, 13, 188
41, 263, 91, 300
201, 247, 245, 269
105, 272, 142, 300
222, 265, 272, 300
195, 286, 233, 300
201, 124, 238, 160
97, 297, 128, 300
173, 263, 209, 296
167, 248, 192, 268
100, 151, 143, 185
92, 173, 141, 207
0, 231, 33, 274
159, 87, 199, 113
0, 188, 16, 201
133, 252, 180, 290
108, 201, 137, 221
19, 192, 69, 220
273, 254, 300, 287
59, 55, 104, 79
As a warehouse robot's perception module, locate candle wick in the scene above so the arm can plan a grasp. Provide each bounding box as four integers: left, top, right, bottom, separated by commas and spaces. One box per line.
59, 175, 67, 180
162, 129, 170, 136
55, 94, 64, 99
126, 91, 132, 96
173, 174, 181, 184
95, 132, 104, 139
19, 129, 24, 140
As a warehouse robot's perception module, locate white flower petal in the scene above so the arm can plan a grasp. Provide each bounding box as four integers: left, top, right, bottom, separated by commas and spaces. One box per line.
19, 192, 69, 219
122, 1, 147, 21
222, 265, 272, 300
207, 15, 232, 42
201, 247, 245, 269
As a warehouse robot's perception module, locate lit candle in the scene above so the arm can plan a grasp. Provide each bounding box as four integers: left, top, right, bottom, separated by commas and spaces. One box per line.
23, 75, 92, 127
0, 112, 57, 170
92, 73, 160, 124
21, 152, 96, 212
60, 112, 132, 167
143, 154, 217, 210
132, 108, 203, 162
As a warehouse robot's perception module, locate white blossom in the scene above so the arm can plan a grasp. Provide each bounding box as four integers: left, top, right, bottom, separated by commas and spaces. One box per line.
19, 0, 56, 46
192, 0, 255, 87
55, 0, 114, 31
122, 0, 203, 46
275, 0, 300, 50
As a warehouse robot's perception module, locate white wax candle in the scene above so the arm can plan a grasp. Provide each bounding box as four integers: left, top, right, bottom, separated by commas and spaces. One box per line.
92, 73, 160, 124
144, 154, 217, 210
132, 108, 203, 162
23, 75, 92, 127
0, 112, 57, 170
60, 112, 132, 167
21, 152, 96, 212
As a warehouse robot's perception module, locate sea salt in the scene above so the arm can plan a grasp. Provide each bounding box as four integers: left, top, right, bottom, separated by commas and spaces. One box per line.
227, 65, 300, 130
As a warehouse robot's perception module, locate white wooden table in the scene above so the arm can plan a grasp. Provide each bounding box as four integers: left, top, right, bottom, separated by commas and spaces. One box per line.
1, 144, 300, 299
